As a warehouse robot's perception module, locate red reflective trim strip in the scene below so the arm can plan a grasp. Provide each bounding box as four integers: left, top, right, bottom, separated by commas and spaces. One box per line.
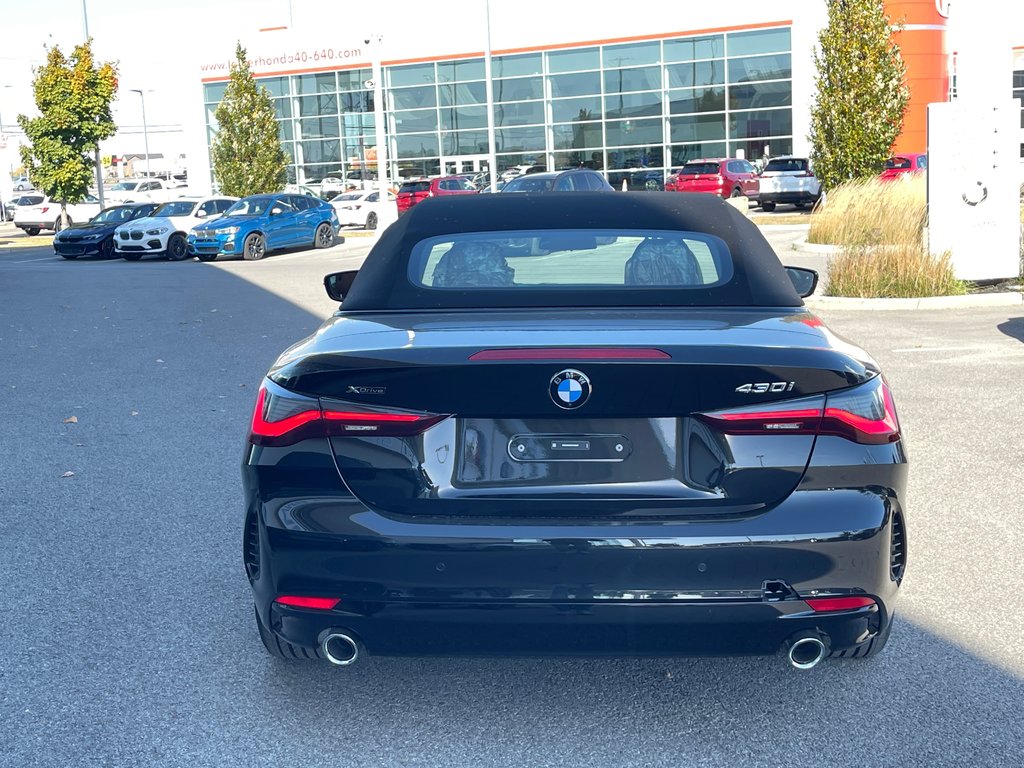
469, 348, 671, 361
714, 408, 821, 422
806, 596, 875, 612
275, 596, 341, 610
250, 387, 322, 438
322, 410, 421, 423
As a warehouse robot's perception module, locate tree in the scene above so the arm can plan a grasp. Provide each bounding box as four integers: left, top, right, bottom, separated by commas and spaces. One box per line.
210, 44, 288, 197
18, 41, 118, 228
809, 0, 909, 191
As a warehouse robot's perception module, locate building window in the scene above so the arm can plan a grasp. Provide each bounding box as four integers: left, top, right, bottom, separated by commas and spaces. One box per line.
494, 53, 543, 78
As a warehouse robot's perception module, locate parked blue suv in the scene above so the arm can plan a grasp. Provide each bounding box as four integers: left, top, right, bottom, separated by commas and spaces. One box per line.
187, 193, 341, 261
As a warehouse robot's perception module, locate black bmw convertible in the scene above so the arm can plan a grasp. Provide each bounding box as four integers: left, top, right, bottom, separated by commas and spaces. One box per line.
243, 192, 907, 670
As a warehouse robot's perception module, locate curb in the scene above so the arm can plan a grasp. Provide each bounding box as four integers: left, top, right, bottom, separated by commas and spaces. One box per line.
806, 292, 1024, 310
792, 237, 841, 255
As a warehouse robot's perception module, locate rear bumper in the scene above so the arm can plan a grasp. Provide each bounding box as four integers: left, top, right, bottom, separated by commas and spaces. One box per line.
248, 484, 904, 659
759, 190, 821, 204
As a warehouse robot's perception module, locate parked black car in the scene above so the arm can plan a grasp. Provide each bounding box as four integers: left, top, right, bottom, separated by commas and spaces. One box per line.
243, 193, 907, 669
53, 203, 159, 260
499, 169, 613, 192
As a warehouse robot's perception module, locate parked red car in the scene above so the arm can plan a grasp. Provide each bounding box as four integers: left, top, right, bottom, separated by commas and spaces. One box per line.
879, 153, 927, 182
665, 158, 760, 200
396, 176, 478, 214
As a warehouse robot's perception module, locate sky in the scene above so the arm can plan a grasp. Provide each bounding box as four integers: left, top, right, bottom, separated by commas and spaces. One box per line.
0, 0, 1021, 162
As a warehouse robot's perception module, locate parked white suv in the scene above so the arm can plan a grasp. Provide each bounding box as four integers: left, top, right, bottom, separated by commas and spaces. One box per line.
14, 195, 102, 234
105, 178, 180, 205
757, 156, 821, 212
114, 196, 237, 260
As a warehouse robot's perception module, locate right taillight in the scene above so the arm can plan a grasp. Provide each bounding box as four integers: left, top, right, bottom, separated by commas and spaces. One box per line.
821, 376, 900, 445
696, 376, 900, 446
249, 380, 448, 447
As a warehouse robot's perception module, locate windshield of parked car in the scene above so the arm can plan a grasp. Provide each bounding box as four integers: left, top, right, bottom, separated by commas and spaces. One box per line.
152, 200, 198, 217
885, 157, 913, 170
410, 230, 733, 290
501, 176, 556, 193
110, 182, 140, 191
679, 162, 721, 175
226, 197, 277, 216
334, 193, 363, 202
91, 207, 138, 223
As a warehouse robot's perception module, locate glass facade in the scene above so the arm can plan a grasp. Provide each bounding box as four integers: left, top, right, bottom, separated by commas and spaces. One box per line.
203, 26, 794, 187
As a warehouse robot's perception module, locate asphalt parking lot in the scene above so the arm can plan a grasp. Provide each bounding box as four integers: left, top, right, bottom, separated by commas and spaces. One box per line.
1, 230, 1023, 767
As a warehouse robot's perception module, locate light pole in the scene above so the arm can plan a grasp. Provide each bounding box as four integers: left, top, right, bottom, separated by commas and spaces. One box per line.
129, 89, 152, 178
79, 0, 106, 207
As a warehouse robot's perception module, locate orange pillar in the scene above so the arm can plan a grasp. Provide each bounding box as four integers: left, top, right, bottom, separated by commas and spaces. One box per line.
884, 1, 949, 154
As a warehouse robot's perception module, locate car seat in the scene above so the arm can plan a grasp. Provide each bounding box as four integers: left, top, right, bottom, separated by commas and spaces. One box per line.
432, 241, 515, 288
624, 238, 704, 286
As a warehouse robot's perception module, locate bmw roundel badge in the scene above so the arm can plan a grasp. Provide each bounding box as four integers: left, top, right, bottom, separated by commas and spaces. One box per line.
550, 369, 592, 409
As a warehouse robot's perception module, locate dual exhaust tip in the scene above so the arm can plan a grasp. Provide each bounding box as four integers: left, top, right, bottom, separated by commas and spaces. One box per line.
319, 629, 828, 669
321, 631, 361, 666
786, 633, 828, 670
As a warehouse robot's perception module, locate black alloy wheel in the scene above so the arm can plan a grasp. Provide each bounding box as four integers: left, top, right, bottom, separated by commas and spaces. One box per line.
365, 211, 378, 230
25, 227, 40, 236
314, 223, 335, 249
166, 233, 189, 261
243, 232, 266, 261
99, 237, 116, 259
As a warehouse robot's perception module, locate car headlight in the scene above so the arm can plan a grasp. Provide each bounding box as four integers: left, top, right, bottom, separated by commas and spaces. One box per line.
146, 227, 169, 235
214, 226, 239, 235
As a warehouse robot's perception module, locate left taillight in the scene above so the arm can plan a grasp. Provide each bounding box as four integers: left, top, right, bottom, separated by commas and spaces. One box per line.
249, 380, 448, 447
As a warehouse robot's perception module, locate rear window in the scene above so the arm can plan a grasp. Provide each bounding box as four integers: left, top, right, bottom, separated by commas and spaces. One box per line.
885, 156, 913, 170
400, 182, 430, 193
502, 176, 556, 193
764, 158, 809, 173
680, 162, 721, 175
16, 195, 43, 206
409, 230, 732, 290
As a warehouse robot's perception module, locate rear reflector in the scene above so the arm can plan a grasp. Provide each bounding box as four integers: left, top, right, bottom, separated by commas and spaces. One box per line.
470, 347, 670, 361
806, 596, 875, 612
275, 596, 341, 610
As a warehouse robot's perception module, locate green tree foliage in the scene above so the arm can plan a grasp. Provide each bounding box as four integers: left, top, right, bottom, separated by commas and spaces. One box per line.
210, 44, 288, 197
809, 0, 909, 191
18, 41, 118, 226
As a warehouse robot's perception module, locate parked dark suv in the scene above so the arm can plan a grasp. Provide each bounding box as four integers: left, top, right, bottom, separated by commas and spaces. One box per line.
499, 169, 613, 193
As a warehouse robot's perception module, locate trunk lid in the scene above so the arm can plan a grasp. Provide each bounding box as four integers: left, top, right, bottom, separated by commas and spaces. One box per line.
270, 309, 875, 518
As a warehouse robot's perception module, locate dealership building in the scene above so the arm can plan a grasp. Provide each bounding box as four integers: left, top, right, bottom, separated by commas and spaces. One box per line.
187, 1, 1021, 191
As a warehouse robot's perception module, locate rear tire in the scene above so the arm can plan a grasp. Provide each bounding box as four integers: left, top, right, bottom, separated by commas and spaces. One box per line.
25, 227, 40, 236
99, 237, 116, 259
761, 201, 777, 212
365, 211, 378, 230
243, 232, 266, 260
314, 222, 334, 249
830, 613, 894, 659
254, 606, 320, 660
166, 233, 189, 261
729, 187, 744, 198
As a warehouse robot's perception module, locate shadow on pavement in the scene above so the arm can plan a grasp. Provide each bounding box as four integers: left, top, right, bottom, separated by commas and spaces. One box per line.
0, 256, 1020, 766
997, 317, 1024, 343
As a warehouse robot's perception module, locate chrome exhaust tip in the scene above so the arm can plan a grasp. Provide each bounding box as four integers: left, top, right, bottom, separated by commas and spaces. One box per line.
321, 632, 360, 666
787, 636, 828, 670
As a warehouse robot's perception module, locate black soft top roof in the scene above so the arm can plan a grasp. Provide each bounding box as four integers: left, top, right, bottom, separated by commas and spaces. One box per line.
342, 192, 802, 310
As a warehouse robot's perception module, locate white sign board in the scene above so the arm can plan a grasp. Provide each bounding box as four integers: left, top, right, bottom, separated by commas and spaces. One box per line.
927, 100, 1022, 281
